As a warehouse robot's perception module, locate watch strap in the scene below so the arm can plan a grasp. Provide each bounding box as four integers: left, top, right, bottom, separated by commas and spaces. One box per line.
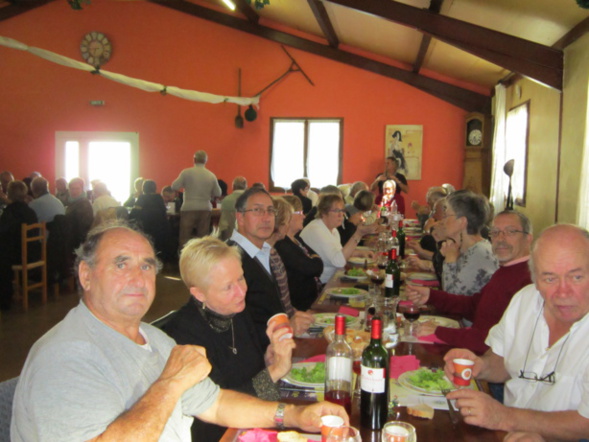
274, 402, 286, 430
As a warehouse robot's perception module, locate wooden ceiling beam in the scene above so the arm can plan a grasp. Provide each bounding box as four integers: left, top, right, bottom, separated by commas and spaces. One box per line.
307, 0, 339, 48
233, 0, 259, 24
325, 0, 563, 90
0, 0, 54, 21
149, 0, 490, 112
552, 16, 589, 50
412, 0, 443, 74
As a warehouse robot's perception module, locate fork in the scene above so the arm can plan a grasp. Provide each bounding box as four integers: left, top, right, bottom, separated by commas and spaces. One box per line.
441, 388, 459, 426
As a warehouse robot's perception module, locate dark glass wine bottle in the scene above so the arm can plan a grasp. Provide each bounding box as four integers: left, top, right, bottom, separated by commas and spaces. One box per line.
397, 220, 406, 258
325, 315, 353, 415
360, 317, 389, 430
384, 248, 401, 298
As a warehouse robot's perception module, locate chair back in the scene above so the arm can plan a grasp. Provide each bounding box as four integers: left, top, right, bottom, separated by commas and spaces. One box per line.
150, 310, 177, 330
47, 215, 70, 283
12, 223, 48, 310
0, 377, 19, 442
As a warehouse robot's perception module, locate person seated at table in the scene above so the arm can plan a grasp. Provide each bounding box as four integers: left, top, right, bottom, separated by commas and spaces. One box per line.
291, 178, 312, 215
91, 181, 120, 216
218, 176, 247, 241
337, 190, 378, 246
303, 185, 344, 227
344, 181, 368, 205
162, 237, 296, 441
444, 224, 589, 440
370, 156, 408, 216
11, 222, 348, 441
300, 193, 375, 284
406, 211, 533, 354
0, 180, 38, 310
275, 195, 323, 311
411, 186, 448, 229
65, 177, 93, 251
435, 190, 498, 297
375, 179, 404, 214
29, 176, 65, 223
228, 187, 313, 347
407, 197, 446, 262
123, 176, 144, 207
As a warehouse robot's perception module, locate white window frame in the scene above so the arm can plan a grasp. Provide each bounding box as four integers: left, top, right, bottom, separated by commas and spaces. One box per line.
269, 118, 343, 191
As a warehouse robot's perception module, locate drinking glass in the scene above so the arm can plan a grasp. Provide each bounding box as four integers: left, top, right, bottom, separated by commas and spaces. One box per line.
327, 426, 362, 442
381, 421, 416, 442
400, 303, 420, 337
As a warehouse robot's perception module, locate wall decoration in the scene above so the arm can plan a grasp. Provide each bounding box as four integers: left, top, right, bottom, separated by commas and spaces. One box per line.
385, 125, 423, 180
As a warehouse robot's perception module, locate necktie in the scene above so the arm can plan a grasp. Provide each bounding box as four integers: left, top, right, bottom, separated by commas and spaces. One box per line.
269, 248, 295, 317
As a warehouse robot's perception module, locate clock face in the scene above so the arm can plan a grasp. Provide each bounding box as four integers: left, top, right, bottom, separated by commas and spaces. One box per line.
468, 129, 483, 146
80, 32, 112, 66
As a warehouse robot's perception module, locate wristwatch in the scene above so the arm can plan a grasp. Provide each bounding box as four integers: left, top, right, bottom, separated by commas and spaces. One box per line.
274, 402, 286, 430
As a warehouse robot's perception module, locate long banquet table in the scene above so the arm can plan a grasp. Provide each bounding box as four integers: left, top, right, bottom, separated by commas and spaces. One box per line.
221, 264, 507, 442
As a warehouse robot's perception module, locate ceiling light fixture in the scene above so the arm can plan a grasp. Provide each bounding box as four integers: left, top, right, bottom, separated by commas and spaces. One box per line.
221, 0, 236, 11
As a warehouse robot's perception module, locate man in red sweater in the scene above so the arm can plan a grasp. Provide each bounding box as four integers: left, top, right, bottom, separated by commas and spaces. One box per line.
406, 210, 533, 355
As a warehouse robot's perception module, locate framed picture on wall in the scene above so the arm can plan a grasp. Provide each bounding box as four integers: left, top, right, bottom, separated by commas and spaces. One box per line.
385, 125, 423, 180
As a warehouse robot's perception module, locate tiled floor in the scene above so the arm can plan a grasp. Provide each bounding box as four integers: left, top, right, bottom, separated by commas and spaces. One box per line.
0, 266, 190, 382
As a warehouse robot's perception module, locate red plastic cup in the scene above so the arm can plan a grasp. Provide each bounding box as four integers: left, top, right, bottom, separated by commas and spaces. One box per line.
267, 313, 293, 341
453, 358, 474, 386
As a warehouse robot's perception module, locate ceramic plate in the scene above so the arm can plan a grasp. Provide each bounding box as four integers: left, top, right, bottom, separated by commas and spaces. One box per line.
398, 369, 475, 396
313, 313, 361, 328
418, 315, 460, 328
347, 257, 375, 265
407, 272, 438, 281
344, 269, 368, 280
326, 287, 368, 298
282, 362, 325, 389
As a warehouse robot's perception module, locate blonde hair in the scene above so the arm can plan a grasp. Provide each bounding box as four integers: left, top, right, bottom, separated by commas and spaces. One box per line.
180, 236, 241, 290
273, 196, 293, 232
282, 194, 302, 212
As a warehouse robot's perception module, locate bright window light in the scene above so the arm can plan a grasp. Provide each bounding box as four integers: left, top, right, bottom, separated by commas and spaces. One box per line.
64, 141, 80, 182
89, 142, 131, 204
307, 121, 340, 188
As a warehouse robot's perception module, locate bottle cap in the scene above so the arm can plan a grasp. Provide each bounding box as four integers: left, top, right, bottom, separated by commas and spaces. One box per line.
371, 317, 382, 339
334, 314, 346, 335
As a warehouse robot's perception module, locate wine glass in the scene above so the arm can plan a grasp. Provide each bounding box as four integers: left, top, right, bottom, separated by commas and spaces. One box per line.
381, 421, 416, 442
401, 303, 420, 337
327, 426, 362, 442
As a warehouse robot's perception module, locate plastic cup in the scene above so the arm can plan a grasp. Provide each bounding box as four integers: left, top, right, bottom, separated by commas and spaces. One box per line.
267, 313, 293, 341
453, 358, 475, 386
381, 422, 416, 442
321, 415, 345, 442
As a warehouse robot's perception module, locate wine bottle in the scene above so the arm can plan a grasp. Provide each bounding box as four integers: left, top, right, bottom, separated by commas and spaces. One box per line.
360, 317, 389, 430
390, 229, 400, 258
397, 220, 406, 258
384, 248, 401, 298
325, 315, 353, 415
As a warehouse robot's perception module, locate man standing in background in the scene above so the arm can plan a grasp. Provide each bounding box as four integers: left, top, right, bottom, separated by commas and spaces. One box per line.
172, 150, 221, 247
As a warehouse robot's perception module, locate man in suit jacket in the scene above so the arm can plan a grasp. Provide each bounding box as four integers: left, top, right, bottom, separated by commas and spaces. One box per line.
228, 187, 313, 346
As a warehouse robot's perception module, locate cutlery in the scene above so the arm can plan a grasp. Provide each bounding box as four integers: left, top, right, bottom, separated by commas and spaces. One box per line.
441, 388, 459, 426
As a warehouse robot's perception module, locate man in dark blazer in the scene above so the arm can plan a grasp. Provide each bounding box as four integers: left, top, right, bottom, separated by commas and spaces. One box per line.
227, 187, 313, 346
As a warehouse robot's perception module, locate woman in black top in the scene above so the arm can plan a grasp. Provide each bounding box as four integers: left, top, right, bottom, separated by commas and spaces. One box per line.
275, 195, 323, 311
162, 237, 295, 441
290, 178, 313, 215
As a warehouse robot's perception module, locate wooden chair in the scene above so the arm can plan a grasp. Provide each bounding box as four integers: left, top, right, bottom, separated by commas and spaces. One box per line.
12, 222, 47, 311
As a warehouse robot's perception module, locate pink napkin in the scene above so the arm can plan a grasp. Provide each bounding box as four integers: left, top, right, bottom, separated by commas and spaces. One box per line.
238, 428, 278, 442
419, 333, 446, 344
338, 306, 360, 317
398, 300, 412, 307
389, 355, 420, 379
301, 354, 326, 363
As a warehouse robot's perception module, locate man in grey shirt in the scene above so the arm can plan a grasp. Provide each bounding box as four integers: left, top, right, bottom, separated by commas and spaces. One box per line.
172, 150, 222, 247
11, 222, 347, 441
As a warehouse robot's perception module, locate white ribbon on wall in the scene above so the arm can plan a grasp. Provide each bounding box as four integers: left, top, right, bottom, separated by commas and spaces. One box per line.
0, 35, 260, 107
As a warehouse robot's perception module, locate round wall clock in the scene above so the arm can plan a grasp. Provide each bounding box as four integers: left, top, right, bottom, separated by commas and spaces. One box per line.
80, 31, 112, 67
468, 129, 483, 146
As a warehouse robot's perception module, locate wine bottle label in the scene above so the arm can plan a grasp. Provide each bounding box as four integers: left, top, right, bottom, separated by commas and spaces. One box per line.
327, 357, 352, 382
385, 274, 393, 288
360, 365, 386, 393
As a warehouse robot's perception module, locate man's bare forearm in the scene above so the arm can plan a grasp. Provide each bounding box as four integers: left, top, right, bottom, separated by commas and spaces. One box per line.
198, 390, 276, 429
91, 378, 184, 441
478, 349, 511, 383
500, 408, 589, 440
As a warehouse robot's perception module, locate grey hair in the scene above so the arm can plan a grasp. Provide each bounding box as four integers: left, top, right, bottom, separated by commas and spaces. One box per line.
194, 150, 208, 164
446, 190, 491, 235
495, 210, 532, 236
74, 220, 163, 293
234, 186, 272, 212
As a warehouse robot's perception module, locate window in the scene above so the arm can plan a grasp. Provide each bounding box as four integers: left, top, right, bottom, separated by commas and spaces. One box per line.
505, 102, 530, 206
270, 118, 342, 191
55, 132, 139, 204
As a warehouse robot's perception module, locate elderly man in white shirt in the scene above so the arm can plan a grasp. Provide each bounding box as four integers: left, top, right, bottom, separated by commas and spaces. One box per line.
443, 224, 589, 441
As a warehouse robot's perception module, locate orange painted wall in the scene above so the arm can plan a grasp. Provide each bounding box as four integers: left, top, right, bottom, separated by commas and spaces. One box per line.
0, 1, 471, 215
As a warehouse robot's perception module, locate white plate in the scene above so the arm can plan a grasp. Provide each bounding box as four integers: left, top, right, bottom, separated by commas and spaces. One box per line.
313, 313, 361, 328
347, 257, 375, 265
326, 287, 368, 298
343, 270, 368, 280
398, 369, 474, 396
282, 362, 325, 389
407, 272, 438, 281
418, 315, 460, 328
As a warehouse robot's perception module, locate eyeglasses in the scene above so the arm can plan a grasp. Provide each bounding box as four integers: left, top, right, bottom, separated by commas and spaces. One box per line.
329, 209, 346, 214
489, 228, 528, 238
518, 303, 570, 385
241, 207, 278, 217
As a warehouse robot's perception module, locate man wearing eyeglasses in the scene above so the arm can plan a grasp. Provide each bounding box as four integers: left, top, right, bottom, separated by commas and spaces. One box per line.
444, 224, 589, 440
229, 186, 313, 347
406, 210, 533, 355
